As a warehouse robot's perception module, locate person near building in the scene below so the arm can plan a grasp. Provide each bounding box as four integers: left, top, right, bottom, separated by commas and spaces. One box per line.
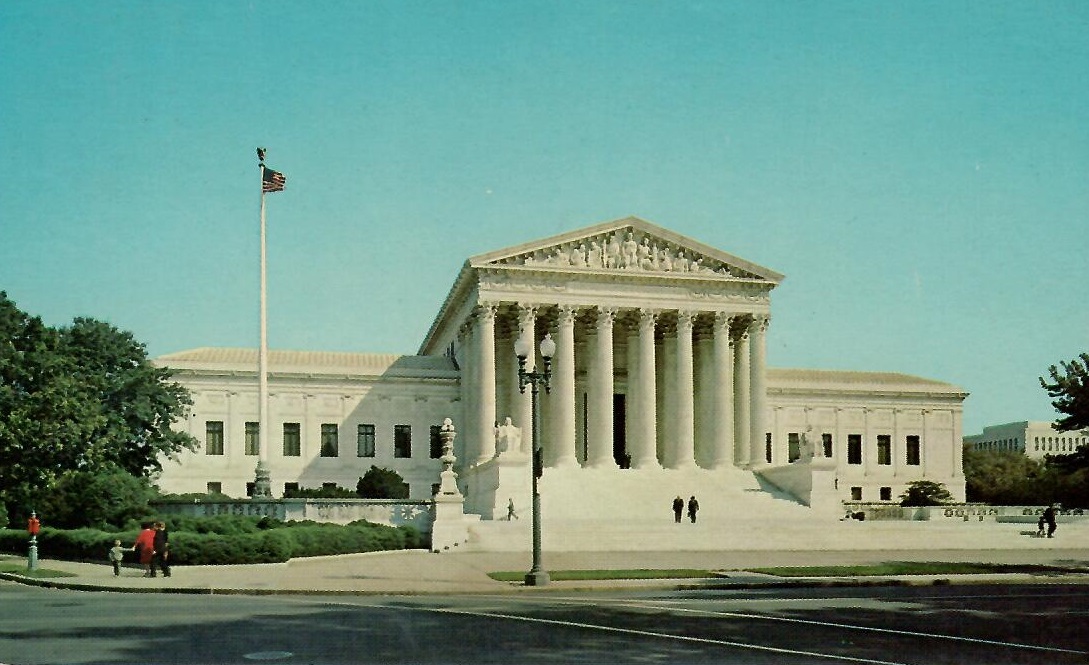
672, 496, 684, 523
1043, 504, 1058, 538
151, 521, 171, 577
687, 496, 700, 523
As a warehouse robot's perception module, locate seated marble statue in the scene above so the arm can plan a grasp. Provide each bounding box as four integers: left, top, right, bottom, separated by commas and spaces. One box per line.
494, 416, 523, 455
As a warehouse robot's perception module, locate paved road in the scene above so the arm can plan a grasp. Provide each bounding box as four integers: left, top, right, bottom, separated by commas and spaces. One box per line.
2, 581, 1087, 664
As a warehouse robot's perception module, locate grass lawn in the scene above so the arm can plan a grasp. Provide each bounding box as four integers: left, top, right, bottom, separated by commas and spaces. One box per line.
488, 569, 715, 582
0, 563, 77, 579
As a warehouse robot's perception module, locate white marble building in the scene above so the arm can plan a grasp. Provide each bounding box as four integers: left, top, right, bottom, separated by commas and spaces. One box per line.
155, 217, 968, 517
965, 421, 1089, 459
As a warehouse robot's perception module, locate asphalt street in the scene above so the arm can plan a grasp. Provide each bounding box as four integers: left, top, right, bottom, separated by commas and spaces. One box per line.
2, 581, 1087, 665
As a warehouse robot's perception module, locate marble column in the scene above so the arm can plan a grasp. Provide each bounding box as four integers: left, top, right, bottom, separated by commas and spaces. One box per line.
513, 304, 537, 456
734, 322, 751, 466
632, 309, 659, 469
710, 312, 735, 469
474, 304, 498, 465
550, 304, 578, 467
587, 306, 616, 468
748, 315, 769, 467
459, 322, 480, 465
672, 310, 696, 468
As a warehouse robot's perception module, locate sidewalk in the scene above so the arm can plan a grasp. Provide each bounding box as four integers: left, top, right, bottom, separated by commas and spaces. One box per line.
4, 546, 1089, 596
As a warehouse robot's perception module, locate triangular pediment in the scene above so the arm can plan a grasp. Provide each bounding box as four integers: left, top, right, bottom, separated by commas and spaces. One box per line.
469, 216, 783, 282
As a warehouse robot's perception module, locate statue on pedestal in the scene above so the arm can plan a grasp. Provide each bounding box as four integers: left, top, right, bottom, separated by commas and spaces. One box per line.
494, 416, 523, 456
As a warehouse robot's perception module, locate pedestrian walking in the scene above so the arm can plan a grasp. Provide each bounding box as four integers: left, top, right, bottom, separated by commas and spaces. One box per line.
672, 496, 684, 523
151, 521, 171, 577
1043, 504, 1057, 538
107, 540, 132, 577
687, 496, 699, 523
134, 522, 156, 577
506, 498, 519, 521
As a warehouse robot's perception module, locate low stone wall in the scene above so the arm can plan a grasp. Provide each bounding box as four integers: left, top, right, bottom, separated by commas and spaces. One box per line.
842, 503, 1089, 523
152, 499, 433, 534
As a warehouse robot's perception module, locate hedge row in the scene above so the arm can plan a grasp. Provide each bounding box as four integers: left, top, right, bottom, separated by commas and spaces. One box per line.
0, 519, 423, 566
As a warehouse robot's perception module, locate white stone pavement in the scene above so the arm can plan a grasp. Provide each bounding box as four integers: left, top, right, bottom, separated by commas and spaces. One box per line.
3, 519, 1088, 595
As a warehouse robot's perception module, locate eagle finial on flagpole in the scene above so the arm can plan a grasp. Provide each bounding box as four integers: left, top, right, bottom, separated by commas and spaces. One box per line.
257, 147, 266, 163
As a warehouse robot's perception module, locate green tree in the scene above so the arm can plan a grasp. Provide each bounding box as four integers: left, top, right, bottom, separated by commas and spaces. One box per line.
1040, 352, 1089, 432
356, 467, 409, 499
0, 292, 196, 523
37, 464, 158, 529
899, 480, 953, 507
962, 445, 1050, 505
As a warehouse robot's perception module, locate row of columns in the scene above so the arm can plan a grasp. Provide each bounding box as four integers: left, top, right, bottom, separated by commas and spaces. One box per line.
460, 303, 770, 472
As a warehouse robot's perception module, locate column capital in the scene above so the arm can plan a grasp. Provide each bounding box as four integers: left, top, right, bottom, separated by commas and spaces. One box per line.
556, 303, 579, 325
474, 303, 498, 322
748, 314, 770, 333
676, 309, 698, 329
713, 311, 736, 332
595, 306, 618, 326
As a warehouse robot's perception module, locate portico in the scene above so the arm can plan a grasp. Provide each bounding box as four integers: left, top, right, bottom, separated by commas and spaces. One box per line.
419, 218, 783, 515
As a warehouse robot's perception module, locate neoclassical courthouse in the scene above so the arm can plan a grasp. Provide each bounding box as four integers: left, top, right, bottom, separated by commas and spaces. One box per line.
155, 217, 968, 520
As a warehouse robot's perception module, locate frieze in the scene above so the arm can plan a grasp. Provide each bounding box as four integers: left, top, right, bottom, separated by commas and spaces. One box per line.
491, 226, 763, 279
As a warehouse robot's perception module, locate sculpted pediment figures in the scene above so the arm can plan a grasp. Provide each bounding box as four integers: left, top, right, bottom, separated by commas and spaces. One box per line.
478, 223, 766, 280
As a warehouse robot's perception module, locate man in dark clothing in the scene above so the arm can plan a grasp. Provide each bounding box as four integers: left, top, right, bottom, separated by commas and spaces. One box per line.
672, 496, 684, 523
151, 521, 171, 577
1043, 505, 1057, 538
687, 496, 699, 523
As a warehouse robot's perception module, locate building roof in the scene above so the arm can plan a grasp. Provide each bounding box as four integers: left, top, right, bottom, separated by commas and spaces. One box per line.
154, 347, 458, 378
768, 368, 966, 396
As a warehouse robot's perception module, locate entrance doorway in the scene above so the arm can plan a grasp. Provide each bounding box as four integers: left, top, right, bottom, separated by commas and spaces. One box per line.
613, 394, 628, 468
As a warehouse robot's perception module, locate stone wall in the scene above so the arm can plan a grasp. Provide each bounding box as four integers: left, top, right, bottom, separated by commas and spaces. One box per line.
152, 498, 433, 533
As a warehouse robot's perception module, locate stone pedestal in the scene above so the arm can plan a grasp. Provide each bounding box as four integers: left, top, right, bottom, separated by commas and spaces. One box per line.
462, 453, 532, 521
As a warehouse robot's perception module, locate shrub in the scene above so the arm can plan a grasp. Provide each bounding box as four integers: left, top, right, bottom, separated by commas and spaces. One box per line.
283, 485, 357, 499
900, 480, 954, 507
36, 465, 157, 529
356, 467, 409, 499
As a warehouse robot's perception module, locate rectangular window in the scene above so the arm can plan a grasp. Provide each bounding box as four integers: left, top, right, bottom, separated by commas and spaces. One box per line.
877, 435, 892, 465
788, 433, 800, 463
206, 481, 222, 495
822, 433, 833, 458
394, 424, 412, 458
322, 482, 337, 491
245, 421, 260, 456
850, 486, 863, 501
847, 434, 862, 465
430, 424, 443, 459
357, 424, 376, 457
283, 423, 301, 457
245, 482, 255, 497
320, 423, 339, 457
880, 487, 892, 501
283, 482, 299, 496
906, 435, 921, 466
205, 421, 224, 455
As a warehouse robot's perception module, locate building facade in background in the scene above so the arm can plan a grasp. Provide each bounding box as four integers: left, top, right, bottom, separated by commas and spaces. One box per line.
964, 421, 1089, 460
155, 218, 968, 517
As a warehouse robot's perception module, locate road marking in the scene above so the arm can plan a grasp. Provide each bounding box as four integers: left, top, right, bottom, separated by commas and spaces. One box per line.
419, 606, 910, 665
601, 599, 1089, 656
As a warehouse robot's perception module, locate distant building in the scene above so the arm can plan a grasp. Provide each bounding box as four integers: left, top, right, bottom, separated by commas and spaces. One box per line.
964, 421, 1089, 459
154, 217, 969, 517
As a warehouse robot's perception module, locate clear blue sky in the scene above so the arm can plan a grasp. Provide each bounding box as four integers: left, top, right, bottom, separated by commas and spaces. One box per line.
2, 2, 1086, 435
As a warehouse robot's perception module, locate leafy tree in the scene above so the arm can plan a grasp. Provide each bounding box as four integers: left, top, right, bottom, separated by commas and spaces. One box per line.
356, 467, 409, 499
962, 445, 1049, 505
36, 464, 158, 529
899, 480, 953, 507
0, 292, 196, 524
1040, 352, 1089, 432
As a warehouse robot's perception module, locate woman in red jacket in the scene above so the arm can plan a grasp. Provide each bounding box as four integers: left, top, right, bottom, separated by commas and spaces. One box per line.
133, 523, 157, 577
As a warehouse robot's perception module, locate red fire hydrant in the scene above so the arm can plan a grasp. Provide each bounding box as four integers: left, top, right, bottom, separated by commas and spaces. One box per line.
27, 511, 40, 571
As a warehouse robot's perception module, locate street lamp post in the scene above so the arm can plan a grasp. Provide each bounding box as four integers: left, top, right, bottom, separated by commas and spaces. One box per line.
515, 332, 556, 587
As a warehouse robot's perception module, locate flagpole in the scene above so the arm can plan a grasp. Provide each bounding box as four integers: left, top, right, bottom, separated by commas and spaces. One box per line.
255, 153, 272, 498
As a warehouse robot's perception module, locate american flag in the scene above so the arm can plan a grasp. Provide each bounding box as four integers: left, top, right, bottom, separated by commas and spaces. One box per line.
262, 166, 286, 193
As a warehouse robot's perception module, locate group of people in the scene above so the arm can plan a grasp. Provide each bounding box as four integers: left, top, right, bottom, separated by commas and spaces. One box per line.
1037, 504, 1058, 538
108, 520, 170, 577
672, 495, 699, 523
